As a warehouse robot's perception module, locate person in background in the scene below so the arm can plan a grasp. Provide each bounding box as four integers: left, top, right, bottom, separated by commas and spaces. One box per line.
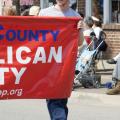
92, 16, 108, 51
92, 16, 102, 39
106, 57, 120, 95
29, 6, 40, 16
90, 16, 120, 95
39, 0, 83, 120
107, 53, 120, 64
21, 6, 40, 16
83, 16, 94, 45
3, 6, 17, 16
77, 16, 94, 54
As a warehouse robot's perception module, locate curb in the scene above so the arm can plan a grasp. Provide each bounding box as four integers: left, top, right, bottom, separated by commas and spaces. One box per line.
71, 91, 120, 106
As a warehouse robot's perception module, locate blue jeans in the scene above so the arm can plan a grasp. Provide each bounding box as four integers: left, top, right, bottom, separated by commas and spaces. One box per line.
46, 98, 68, 120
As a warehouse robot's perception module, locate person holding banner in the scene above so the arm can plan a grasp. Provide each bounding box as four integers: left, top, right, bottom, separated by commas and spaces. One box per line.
39, 0, 83, 120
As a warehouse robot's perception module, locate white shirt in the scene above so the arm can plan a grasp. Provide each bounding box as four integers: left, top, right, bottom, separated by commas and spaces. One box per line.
83, 29, 93, 36
93, 27, 102, 39
39, 6, 80, 17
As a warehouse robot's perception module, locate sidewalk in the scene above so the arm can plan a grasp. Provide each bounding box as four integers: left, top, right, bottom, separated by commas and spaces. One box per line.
71, 60, 120, 106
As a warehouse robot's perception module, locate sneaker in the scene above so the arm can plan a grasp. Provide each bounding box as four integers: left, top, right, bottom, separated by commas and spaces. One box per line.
106, 81, 120, 95
107, 59, 117, 64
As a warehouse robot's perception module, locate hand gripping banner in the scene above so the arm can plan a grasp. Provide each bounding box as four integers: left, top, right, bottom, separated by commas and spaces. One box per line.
0, 16, 79, 99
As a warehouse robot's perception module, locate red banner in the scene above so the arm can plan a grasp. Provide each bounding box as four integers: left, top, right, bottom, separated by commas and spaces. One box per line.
0, 16, 79, 99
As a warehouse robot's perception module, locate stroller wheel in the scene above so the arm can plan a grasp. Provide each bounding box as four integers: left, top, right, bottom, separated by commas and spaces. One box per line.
80, 74, 101, 88
81, 78, 93, 88
93, 75, 101, 88
94, 80, 101, 88
82, 82, 92, 88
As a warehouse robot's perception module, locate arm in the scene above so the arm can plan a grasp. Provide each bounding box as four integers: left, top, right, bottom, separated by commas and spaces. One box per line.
77, 20, 84, 46
78, 29, 84, 46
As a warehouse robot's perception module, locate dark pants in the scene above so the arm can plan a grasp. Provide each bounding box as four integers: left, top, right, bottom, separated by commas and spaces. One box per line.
46, 98, 68, 120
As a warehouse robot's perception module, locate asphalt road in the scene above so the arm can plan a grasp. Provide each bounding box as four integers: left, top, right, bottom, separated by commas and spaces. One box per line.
0, 93, 120, 120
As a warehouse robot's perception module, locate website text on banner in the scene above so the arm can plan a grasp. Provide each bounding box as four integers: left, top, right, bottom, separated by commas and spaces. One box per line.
0, 16, 79, 99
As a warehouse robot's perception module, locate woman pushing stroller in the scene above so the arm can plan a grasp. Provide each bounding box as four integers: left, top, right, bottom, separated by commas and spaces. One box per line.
74, 16, 107, 88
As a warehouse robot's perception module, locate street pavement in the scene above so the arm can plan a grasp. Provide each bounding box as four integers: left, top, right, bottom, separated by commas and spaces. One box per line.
0, 93, 120, 120
0, 60, 120, 120
73, 60, 120, 106
69, 93, 120, 120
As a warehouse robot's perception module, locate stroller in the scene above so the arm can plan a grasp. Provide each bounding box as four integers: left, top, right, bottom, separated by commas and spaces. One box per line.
74, 35, 104, 88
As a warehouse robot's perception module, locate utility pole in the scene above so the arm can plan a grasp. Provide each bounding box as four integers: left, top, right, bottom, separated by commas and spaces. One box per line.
85, 0, 92, 17
103, 0, 111, 24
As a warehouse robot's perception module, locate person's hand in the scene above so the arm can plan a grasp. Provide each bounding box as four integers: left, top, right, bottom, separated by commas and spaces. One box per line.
77, 20, 84, 30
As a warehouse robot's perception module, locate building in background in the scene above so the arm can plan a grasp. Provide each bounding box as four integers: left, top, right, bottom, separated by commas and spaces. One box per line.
78, 0, 120, 24
77, 0, 120, 58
